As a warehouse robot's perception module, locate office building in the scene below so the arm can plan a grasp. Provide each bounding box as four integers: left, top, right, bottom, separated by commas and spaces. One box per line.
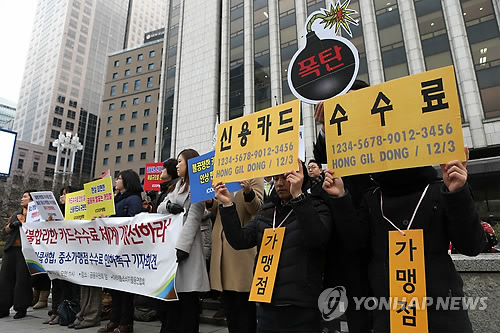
155, 0, 500, 219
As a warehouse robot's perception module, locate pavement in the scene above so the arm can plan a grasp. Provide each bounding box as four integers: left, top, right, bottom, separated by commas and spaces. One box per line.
0, 307, 229, 333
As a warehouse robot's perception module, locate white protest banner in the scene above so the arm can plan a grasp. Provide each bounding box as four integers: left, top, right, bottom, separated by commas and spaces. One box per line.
31, 191, 64, 221
27, 201, 41, 223
21, 212, 182, 300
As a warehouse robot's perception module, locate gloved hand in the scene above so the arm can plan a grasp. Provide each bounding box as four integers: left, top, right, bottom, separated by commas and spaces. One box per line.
10, 220, 22, 228
176, 249, 189, 263
166, 201, 184, 214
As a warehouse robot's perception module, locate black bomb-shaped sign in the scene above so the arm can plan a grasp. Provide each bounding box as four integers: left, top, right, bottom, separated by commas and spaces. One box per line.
288, 31, 359, 104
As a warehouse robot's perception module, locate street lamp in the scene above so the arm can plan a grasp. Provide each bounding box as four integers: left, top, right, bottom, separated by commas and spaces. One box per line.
51, 132, 83, 190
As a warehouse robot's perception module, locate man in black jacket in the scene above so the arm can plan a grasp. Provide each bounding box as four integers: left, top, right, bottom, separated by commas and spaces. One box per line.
213, 161, 332, 332
323, 147, 487, 332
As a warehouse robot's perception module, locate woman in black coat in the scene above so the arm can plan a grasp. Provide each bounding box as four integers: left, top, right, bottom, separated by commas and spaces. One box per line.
323, 148, 487, 333
0, 190, 36, 319
98, 170, 143, 333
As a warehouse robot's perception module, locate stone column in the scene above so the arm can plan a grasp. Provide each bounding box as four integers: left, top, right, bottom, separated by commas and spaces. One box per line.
398, 0, 426, 74
359, 0, 384, 84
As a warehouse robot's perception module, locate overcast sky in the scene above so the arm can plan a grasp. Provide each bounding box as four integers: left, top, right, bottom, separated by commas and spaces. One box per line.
0, 0, 37, 105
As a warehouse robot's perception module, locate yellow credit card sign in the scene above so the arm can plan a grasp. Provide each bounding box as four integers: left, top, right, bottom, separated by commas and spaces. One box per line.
65, 190, 88, 220
324, 66, 465, 177
389, 229, 428, 333
249, 227, 286, 303
84, 177, 115, 218
213, 99, 300, 184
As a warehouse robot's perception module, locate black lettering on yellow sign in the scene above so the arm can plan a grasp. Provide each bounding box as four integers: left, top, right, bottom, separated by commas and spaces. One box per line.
421, 78, 449, 113
330, 104, 348, 135
371, 91, 393, 127
238, 121, 252, 147
220, 126, 233, 152
278, 109, 294, 134
257, 115, 272, 141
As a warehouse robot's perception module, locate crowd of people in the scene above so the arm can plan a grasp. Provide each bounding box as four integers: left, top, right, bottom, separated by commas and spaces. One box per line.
0, 80, 496, 333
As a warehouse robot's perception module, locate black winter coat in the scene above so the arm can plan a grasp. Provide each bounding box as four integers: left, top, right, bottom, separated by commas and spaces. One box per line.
114, 191, 143, 217
328, 180, 487, 333
220, 193, 331, 308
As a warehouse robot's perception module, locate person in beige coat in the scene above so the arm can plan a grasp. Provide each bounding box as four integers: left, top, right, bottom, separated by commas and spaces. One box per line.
208, 178, 264, 333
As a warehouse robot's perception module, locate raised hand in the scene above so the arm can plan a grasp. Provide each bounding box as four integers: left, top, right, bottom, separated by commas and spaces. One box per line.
440, 146, 469, 192
213, 181, 232, 206
285, 159, 304, 198
323, 169, 345, 197
240, 180, 252, 194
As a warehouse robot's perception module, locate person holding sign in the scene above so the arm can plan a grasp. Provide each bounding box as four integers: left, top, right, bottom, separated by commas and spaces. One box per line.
208, 177, 264, 333
323, 147, 487, 333
213, 161, 331, 332
98, 170, 143, 333
0, 189, 36, 319
157, 149, 210, 333
154, 158, 179, 212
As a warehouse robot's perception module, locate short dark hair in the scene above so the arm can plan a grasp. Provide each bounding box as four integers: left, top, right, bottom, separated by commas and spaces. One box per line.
308, 159, 321, 168
24, 189, 37, 201
163, 158, 179, 180
351, 79, 369, 91
118, 169, 143, 194
60, 185, 81, 195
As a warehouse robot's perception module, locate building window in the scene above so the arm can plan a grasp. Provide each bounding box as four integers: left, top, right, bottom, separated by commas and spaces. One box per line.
47, 155, 56, 165
147, 77, 153, 87
143, 123, 149, 131
103, 158, 108, 165
106, 130, 111, 137
149, 50, 155, 57
145, 95, 151, 102
138, 54, 143, 60
133, 97, 139, 104
128, 154, 134, 162
125, 69, 130, 76
134, 80, 140, 90
114, 170, 120, 178
69, 100, 77, 107
139, 167, 145, 175
112, 72, 118, 79
121, 100, 127, 108
129, 139, 135, 147
142, 137, 148, 145
109, 103, 115, 110
140, 152, 147, 160
148, 63, 154, 70
116, 156, 121, 163
107, 116, 112, 124
55, 106, 64, 115
65, 122, 74, 131
51, 130, 60, 139
132, 111, 138, 118
104, 144, 110, 151
17, 158, 24, 169
114, 60, 119, 67
126, 56, 132, 64
32, 161, 38, 172
57, 95, 66, 104
123, 82, 129, 93
68, 110, 76, 119
144, 109, 150, 116
136, 66, 142, 73
120, 114, 125, 121
53, 118, 62, 127
131, 125, 136, 133
44, 168, 54, 177
118, 128, 124, 135
117, 142, 123, 149
110, 86, 116, 96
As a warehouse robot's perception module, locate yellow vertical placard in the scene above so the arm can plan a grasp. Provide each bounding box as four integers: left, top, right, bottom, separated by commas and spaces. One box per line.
249, 227, 286, 303
84, 177, 115, 218
64, 190, 88, 220
389, 229, 428, 333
